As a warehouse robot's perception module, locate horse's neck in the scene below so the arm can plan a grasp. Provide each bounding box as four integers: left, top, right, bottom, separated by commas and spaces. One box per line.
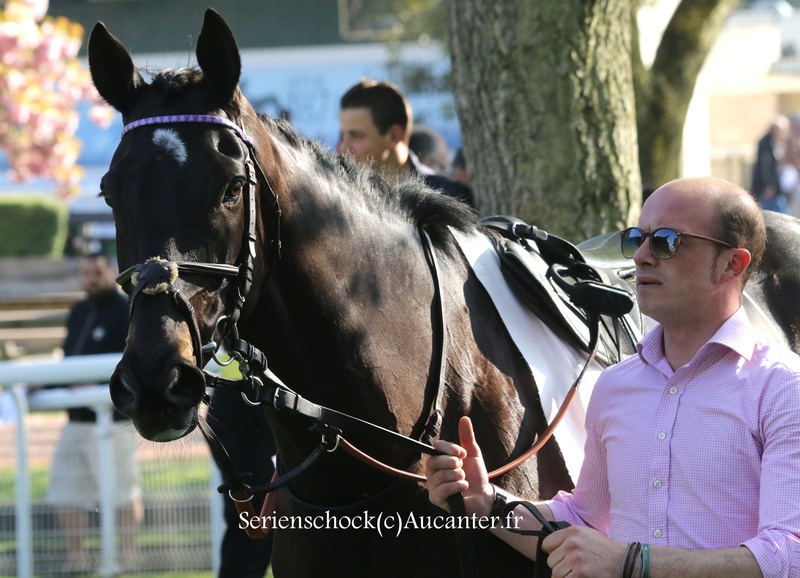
246, 172, 437, 419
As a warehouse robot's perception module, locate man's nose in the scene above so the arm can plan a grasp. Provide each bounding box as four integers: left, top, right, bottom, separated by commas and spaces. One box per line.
633, 236, 655, 265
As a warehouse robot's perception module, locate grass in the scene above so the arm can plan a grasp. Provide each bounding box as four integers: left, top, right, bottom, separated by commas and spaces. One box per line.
0, 438, 220, 577
0, 568, 275, 577
136, 572, 273, 578
0, 465, 51, 503
129, 574, 214, 578
0, 572, 216, 578
0, 458, 211, 504
133, 570, 273, 578
123, 569, 273, 578
140, 459, 210, 494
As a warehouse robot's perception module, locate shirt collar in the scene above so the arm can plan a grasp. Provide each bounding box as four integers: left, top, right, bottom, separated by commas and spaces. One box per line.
637, 306, 756, 366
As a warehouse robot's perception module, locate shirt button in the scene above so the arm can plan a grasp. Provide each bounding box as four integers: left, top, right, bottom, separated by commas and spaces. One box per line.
653, 480, 662, 489
657, 432, 666, 440
653, 529, 662, 538
669, 386, 678, 395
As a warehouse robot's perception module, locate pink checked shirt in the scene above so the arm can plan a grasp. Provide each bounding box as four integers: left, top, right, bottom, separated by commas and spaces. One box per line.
547, 307, 800, 577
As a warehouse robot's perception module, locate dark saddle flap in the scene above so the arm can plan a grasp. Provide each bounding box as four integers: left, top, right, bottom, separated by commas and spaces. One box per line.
480, 216, 645, 365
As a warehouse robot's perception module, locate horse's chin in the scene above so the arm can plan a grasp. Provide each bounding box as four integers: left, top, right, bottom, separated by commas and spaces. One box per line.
132, 408, 199, 442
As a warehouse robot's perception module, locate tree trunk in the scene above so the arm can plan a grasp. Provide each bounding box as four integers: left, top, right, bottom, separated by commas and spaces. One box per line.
449, 0, 641, 239
634, 0, 739, 191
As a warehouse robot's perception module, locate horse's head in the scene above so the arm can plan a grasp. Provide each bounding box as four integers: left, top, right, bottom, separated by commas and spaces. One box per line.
88, 10, 275, 440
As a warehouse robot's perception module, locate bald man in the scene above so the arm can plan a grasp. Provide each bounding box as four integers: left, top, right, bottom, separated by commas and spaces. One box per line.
426, 178, 800, 577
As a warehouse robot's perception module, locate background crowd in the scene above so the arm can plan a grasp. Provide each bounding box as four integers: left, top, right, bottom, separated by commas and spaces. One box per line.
752, 112, 800, 216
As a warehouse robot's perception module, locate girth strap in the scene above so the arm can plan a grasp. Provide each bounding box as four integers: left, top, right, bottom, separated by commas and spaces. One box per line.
419, 227, 448, 446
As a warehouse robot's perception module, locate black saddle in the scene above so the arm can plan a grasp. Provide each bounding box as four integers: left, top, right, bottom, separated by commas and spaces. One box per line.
481, 216, 646, 366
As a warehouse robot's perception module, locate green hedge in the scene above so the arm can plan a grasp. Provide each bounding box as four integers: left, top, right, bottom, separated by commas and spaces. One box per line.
0, 195, 68, 257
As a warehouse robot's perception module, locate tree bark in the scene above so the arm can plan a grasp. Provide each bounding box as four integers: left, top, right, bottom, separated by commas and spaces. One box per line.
449, 0, 641, 239
634, 0, 739, 191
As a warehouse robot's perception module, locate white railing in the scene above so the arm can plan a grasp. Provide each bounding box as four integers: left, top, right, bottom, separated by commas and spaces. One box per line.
0, 353, 223, 578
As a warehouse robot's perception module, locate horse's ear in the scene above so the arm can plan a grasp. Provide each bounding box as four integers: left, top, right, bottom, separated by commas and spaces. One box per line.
196, 9, 241, 100
88, 22, 145, 115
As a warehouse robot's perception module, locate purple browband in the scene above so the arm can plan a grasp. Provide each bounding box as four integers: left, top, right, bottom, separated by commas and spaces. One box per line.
121, 114, 254, 147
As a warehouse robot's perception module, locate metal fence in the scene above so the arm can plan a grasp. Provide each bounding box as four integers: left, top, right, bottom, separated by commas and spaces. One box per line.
0, 354, 223, 577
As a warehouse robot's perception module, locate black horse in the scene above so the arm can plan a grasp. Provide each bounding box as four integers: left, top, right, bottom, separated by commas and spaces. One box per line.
87, 9, 800, 578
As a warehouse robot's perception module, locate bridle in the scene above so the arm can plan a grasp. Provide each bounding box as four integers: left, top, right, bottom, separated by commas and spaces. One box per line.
115, 114, 281, 367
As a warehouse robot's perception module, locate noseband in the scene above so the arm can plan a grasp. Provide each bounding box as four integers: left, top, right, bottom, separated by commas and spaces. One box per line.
115, 114, 281, 366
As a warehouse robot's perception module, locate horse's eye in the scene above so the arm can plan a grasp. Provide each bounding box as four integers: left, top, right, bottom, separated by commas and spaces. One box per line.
223, 178, 245, 202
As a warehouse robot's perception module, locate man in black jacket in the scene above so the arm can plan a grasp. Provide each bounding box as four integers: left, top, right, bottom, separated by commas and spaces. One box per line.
45, 253, 142, 575
751, 115, 788, 212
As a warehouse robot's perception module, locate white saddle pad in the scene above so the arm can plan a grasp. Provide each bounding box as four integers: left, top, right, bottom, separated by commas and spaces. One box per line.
451, 228, 606, 483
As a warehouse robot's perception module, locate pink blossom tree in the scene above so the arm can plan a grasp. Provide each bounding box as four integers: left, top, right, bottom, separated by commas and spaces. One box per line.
0, 0, 112, 197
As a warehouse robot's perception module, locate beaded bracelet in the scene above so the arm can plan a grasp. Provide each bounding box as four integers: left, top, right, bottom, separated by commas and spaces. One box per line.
622, 542, 641, 578
641, 543, 650, 578
621, 542, 650, 578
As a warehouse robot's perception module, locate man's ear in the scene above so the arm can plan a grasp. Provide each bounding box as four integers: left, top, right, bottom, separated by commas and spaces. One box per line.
724, 248, 752, 281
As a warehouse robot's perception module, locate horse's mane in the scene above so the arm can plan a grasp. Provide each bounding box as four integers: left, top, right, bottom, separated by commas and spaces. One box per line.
146, 67, 478, 247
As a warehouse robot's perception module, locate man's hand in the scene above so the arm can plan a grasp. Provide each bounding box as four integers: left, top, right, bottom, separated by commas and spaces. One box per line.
541, 526, 626, 578
425, 416, 493, 516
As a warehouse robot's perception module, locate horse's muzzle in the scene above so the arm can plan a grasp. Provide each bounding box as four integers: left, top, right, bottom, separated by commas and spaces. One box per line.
110, 358, 206, 441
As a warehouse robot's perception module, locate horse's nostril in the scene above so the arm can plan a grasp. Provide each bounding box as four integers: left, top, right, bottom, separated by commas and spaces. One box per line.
164, 364, 207, 410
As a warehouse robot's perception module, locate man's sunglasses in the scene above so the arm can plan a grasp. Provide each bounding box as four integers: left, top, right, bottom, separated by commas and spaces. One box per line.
620, 227, 735, 260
